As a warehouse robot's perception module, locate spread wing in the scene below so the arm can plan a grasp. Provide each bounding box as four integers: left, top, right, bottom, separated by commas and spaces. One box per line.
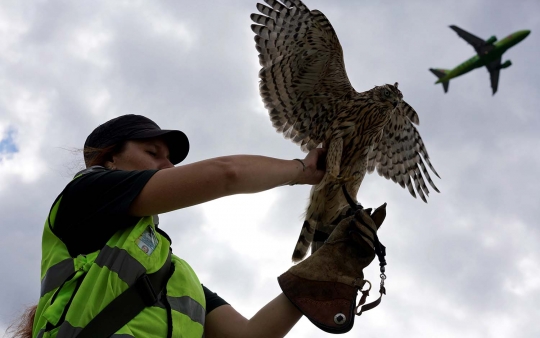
486, 57, 501, 95
449, 25, 495, 56
449, 25, 486, 54
251, 0, 356, 151
367, 101, 440, 202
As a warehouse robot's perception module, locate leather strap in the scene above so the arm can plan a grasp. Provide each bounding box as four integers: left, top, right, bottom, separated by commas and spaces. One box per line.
356, 287, 385, 315
340, 184, 388, 317
76, 251, 172, 338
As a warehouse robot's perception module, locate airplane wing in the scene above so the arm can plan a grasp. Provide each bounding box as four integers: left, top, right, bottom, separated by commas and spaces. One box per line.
486, 57, 501, 95
449, 25, 493, 55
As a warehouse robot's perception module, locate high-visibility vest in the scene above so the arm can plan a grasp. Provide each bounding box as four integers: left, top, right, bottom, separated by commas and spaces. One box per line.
33, 167, 206, 338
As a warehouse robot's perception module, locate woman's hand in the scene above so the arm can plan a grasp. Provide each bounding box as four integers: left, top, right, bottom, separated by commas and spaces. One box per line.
291, 148, 326, 186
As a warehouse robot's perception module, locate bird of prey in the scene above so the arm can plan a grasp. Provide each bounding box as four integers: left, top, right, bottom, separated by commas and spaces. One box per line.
250, 0, 440, 262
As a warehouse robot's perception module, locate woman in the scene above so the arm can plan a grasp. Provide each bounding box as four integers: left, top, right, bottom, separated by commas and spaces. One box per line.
12, 114, 327, 338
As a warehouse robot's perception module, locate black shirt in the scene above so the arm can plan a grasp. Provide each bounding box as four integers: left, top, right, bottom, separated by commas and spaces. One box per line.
53, 167, 228, 313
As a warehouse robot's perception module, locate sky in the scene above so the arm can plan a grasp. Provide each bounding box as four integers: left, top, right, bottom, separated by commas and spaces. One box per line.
1, 0, 539, 337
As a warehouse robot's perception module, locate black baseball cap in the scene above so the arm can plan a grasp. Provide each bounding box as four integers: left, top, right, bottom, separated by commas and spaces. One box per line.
84, 114, 189, 165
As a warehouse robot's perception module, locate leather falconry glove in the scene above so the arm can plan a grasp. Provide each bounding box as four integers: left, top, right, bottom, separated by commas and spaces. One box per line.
278, 191, 387, 334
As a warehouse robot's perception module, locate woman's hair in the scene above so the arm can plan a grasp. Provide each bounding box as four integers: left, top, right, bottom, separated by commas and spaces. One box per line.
5, 304, 36, 338
83, 141, 126, 168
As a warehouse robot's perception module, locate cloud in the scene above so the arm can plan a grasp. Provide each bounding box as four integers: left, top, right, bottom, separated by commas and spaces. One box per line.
1, 0, 539, 337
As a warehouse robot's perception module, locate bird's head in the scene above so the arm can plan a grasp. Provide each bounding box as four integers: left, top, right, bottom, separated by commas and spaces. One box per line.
372, 82, 403, 111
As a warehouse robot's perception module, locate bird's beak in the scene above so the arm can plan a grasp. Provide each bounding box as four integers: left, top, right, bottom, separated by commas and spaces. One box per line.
392, 100, 398, 108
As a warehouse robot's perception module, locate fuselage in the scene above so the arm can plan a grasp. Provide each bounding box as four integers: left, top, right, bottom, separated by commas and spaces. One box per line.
436, 30, 530, 83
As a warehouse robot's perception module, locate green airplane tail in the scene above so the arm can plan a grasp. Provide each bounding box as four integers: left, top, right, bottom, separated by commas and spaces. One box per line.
429, 68, 450, 93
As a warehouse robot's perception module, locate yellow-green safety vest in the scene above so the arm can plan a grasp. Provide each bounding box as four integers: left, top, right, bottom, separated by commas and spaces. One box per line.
33, 167, 206, 337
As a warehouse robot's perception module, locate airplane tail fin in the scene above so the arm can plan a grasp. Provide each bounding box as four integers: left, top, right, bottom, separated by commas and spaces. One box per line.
429, 68, 450, 93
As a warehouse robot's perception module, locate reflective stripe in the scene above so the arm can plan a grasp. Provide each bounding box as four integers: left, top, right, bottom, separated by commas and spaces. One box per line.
41, 259, 74, 297
57, 322, 81, 337
95, 246, 146, 286
41, 246, 146, 297
166, 295, 206, 326
57, 321, 135, 337
36, 321, 137, 337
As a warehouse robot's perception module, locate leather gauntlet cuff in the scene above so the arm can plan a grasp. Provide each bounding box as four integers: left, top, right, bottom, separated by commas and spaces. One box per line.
278, 271, 360, 334
278, 202, 388, 334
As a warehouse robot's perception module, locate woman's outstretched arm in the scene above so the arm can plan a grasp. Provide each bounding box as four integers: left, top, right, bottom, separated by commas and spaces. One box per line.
130, 148, 325, 216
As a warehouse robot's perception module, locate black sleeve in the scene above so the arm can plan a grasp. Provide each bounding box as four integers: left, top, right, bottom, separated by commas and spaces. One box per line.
202, 285, 229, 314
53, 169, 158, 256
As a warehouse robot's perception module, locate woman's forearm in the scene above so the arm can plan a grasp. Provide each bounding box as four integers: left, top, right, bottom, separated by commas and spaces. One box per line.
204, 293, 303, 338
130, 152, 324, 217
223, 155, 304, 193
244, 293, 303, 338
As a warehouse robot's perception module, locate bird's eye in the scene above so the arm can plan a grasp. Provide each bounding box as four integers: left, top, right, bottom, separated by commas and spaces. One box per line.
384, 90, 390, 97
147, 151, 157, 157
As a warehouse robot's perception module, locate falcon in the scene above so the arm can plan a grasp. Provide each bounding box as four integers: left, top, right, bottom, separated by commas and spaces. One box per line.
250, 0, 440, 262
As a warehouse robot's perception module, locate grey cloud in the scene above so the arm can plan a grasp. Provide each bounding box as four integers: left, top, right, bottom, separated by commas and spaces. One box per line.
1, 0, 540, 337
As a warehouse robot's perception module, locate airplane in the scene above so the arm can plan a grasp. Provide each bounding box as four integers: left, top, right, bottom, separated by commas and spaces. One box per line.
430, 25, 530, 95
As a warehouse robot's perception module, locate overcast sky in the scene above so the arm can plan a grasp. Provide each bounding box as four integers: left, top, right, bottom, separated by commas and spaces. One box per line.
1, 0, 539, 337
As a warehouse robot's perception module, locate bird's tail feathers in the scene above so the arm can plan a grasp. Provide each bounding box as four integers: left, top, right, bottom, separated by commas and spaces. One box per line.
291, 220, 315, 262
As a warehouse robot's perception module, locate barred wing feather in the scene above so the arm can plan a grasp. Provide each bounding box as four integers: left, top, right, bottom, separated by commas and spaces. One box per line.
251, 0, 356, 151
367, 101, 439, 202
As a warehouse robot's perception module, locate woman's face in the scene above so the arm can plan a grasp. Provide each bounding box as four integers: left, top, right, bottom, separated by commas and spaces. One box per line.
106, 137, 174, 171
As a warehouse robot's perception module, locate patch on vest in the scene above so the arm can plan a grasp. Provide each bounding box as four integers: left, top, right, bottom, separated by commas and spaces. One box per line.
136, 226, 159, 256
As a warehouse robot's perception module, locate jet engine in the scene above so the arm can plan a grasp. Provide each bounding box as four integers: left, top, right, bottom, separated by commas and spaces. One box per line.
485, 35, 497, 44
500, 60, 512, 69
